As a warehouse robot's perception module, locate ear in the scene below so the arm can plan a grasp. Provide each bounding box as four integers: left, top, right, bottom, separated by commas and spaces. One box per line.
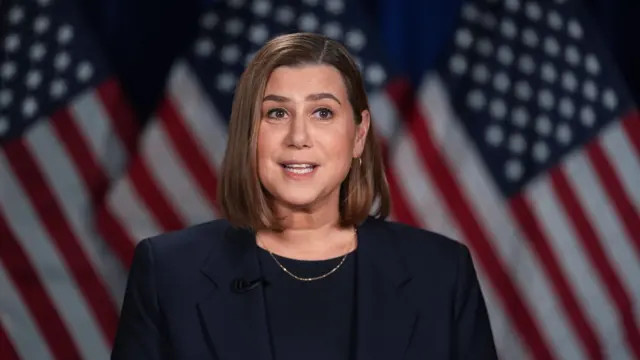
353, 109, 371, 158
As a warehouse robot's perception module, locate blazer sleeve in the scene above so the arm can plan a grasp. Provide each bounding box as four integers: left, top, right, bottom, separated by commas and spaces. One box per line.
452, 245, 499, 360
111, 239, 168, 360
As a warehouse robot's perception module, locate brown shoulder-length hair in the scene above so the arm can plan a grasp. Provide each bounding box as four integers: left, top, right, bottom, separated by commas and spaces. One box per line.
218, 32, 390, 230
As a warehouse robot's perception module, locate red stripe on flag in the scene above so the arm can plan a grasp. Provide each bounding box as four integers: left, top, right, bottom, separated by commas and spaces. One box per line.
127, 155, 185, 232
96, 80, 140, 155
586, 141, 640, 260
3, 140, 119, 345
0, 323, 19, 360
550, 168, 640, 357
0, 215, 80, 359
95, 205, 138, 266
49, 108, 136, 271
157, 98, 220, 210
382, 79, 430, 226
408, 104, 554, 358
376, 135, 421, 226
509, 195, 602, 359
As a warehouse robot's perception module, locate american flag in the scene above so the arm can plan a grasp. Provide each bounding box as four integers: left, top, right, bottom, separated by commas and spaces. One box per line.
414, 0, 640, 358
0, 0, 139, 359
2, 0, 640, 359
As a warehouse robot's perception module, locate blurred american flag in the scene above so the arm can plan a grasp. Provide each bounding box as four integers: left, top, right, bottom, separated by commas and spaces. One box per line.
0, 0, 138, 358
2, 0, 640, 359
417, 0, 640, 358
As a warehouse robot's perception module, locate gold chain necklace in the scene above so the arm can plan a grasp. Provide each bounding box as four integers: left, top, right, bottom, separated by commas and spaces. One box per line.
259, 229, 357, 282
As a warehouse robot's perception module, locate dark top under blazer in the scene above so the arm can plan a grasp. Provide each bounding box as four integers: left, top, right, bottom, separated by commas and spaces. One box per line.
111, 216, 498, 360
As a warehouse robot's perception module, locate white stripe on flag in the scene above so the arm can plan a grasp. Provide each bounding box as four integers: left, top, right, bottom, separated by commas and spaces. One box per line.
601, 123, 640, 209
417, 73, 582, 360
106, 176, 162, 243
70, 91, 128, 180
392, 130, 459, 240
369, 90, 402, 141
168, 62, 228, 170
565, 140, 640, 314
0, 262, 53, 360
526, 174, 633, 359
0, 153, 110, 360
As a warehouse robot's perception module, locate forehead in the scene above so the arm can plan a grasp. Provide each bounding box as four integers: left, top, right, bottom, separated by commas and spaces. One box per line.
264, 65, 347, 97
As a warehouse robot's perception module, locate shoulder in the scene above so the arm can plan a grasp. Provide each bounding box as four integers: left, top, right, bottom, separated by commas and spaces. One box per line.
126, 219, 235, 302
365, 217, 473, 281
133, 219, 232, 268
369, 217, 469, 261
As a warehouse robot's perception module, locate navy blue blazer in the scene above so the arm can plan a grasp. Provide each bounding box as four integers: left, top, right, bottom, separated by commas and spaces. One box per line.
111, 216, 498, 360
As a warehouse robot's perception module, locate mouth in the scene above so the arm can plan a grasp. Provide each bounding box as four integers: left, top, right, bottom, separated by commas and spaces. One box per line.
280, 162, 318, 175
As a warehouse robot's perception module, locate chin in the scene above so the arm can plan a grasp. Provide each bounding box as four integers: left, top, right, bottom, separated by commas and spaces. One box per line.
273, 189, 324, 209
259, 168, 343, 211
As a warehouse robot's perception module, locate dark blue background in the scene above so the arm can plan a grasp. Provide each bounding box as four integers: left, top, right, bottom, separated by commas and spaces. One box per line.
73, 0, 640, 121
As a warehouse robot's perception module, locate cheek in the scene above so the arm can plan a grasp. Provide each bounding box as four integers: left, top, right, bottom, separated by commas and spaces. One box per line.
321, 132, 355, 172
257, 123, 277, 157
256, 126, 281, 179
324, 125, 355, 155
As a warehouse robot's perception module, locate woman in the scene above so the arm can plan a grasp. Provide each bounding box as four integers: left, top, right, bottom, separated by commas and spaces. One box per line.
111, 32, 498, 360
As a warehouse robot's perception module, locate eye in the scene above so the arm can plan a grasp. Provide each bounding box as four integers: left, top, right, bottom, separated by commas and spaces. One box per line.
313, 107, 333, 120
266, 108, 287, 119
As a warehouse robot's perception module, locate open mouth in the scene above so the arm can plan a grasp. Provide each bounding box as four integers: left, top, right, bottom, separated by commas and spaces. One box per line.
280, 163, 318, 175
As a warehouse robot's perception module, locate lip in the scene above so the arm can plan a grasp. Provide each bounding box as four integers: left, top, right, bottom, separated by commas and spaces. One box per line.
280, 162, 319, 180
279, 161, 319, 166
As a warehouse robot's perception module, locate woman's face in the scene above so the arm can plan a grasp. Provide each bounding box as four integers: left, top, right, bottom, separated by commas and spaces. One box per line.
257, 64, 369, 213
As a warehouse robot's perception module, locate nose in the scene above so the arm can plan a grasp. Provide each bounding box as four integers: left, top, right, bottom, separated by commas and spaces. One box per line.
285, 114, 311, 149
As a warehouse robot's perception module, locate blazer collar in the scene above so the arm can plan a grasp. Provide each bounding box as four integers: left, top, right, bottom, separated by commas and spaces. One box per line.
198, 225, 273, 360
355, 217, 418, 360
198, 217, 418, 360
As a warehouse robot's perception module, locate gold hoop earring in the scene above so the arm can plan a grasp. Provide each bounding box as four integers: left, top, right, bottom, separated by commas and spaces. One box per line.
358, 157, 362, 167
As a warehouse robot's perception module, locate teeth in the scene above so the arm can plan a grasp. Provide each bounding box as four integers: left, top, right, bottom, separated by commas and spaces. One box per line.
285, 167, 314, 174
284, 164, 314, 168
282, 163, 316, 175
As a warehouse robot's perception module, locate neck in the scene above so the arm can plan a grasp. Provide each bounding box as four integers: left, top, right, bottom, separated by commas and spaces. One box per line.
257, 199, 356, 260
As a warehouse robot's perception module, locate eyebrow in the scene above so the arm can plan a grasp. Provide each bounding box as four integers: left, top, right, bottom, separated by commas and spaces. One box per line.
262, 93, 341, 105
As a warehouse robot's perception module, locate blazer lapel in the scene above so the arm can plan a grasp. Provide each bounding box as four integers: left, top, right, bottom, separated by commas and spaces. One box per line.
197, 226, 273, 360
356, 218, 418, 360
